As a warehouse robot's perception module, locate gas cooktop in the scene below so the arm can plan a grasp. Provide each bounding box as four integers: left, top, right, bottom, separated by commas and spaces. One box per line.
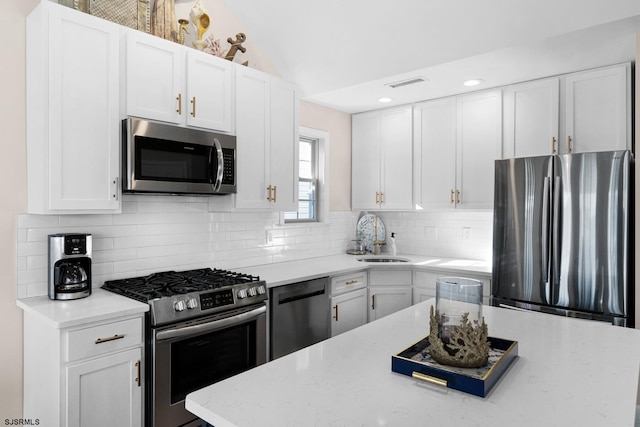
102, 268, 267, 326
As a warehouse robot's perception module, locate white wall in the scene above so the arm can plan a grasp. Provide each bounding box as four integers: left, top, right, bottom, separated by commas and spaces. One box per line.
0, 0, 39, 419
299, 100, 352, 211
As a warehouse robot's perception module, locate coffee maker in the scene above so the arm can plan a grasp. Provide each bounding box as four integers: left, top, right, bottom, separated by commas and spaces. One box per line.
48, 233, 92, 300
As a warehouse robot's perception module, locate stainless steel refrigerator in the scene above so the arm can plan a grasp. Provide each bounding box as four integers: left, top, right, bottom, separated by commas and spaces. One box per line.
491, 150, 633, 326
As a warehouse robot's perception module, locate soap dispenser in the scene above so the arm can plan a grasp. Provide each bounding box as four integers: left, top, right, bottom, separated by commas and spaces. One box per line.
388, 232, 397, 256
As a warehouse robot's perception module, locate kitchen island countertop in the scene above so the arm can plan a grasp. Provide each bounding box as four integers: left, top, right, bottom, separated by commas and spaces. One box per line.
186, 300, 640, 427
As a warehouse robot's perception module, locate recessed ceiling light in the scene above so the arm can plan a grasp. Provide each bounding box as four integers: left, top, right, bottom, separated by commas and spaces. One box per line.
378, 97, 392, 103
463, 79, 484, 87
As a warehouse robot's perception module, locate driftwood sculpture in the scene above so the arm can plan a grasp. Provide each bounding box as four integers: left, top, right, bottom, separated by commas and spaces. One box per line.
150, 0, 177, 41
225, 33, 247, 65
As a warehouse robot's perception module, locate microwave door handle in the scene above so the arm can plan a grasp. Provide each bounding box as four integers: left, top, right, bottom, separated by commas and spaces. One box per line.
213, 138, 224, 192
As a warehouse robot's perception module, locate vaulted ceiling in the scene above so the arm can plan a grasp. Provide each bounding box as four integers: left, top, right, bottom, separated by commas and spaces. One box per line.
224, 0, 640, 113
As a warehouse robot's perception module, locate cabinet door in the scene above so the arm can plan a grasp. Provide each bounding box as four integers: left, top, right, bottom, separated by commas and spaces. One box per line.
126, 30, 184, 124
412, 271, 439, 304
352, 111, 382, 210
66, 348, 142, 427
413, 98, 457, 209
46, 4, 120, 211
380, 106, 413, 210
269, 78, 299, 211
330, 288, 367, 337
503, 78, 559, 158
368, 287, 412, 321
456, 90, 502, 209
564, 64, 630, 154
235, 66, 270, 209
186, 50, 234, 132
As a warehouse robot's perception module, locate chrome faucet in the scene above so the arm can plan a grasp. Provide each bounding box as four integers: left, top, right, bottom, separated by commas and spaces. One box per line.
373, 216, 385, 255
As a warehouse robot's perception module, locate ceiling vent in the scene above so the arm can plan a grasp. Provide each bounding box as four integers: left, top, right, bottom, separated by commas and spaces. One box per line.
385, 77, 427, 89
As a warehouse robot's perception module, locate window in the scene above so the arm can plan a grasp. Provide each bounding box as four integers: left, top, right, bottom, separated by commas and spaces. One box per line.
285, 137, 318, 222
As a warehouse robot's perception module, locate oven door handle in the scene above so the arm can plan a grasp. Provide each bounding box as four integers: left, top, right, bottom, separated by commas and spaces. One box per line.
155, 305, 267, 342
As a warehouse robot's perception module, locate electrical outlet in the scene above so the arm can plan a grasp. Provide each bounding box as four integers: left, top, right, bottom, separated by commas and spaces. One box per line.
266, 230, 273, 245
424, 226, 438, 240
462, 227, 472, 241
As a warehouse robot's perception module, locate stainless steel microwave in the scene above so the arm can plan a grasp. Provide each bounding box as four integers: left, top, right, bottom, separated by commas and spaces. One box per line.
122, 118, 236, 195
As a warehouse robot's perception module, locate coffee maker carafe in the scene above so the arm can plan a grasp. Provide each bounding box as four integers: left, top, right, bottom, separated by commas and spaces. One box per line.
48, 233, 92, 300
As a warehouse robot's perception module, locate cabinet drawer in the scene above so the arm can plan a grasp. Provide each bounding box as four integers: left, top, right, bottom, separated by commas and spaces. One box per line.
331, 271, 367, 295
65, 317, 143, 362
368, 270, 412, 286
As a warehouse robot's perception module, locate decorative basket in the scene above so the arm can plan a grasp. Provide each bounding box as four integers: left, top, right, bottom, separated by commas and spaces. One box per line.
59, 0, 150, 33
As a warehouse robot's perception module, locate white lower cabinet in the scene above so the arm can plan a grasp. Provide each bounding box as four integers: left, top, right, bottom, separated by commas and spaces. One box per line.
329, 272, 367, 337
66, 348, 142, 427
413, 270, 492, 306
330, 289, 368, 337
23, 314, 144, 427
368, 270, 412, 321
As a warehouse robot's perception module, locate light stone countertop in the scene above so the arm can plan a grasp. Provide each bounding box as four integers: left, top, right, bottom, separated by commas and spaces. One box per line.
238, 253, 491, 288
15, 254, 488, 327
186, 299, 640, 427
16, 288, 149, 329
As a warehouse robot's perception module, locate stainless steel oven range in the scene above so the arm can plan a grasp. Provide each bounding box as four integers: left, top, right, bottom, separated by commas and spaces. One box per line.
103, 268, 267, 427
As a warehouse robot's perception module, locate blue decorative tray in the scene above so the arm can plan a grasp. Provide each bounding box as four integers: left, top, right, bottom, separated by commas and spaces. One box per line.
391, 336, 518, 398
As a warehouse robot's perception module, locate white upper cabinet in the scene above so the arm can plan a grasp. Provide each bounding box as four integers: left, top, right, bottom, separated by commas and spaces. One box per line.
456, 90, 502, 209
413, 98, 457, 209
352, 106, 413, 211
269, 77, 299, 211
503, 64, 631, 158
125, 30, 234, 133
503, 78, 560, 158
26, 1, 121, 214
414, 90, 501, 210
352, 111, 381, 210
563, 64, 631, 154
235, 66, 298, 210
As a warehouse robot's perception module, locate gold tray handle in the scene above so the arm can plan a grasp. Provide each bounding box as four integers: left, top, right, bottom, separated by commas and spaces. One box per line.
411, 371, 447, 387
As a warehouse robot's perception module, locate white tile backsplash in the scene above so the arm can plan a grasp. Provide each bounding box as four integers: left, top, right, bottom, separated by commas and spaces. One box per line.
17, 195, 493, 298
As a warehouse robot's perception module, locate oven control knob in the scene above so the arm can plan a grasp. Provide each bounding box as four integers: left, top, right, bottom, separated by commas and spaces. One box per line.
174, 300, 186, 312
248, 287, 257, 297
257, 285, 266, 295
186, 298, 198, 309
237, 289, 247, 299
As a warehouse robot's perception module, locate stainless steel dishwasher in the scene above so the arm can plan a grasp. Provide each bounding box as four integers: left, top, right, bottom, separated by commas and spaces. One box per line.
270, 277, 330, 359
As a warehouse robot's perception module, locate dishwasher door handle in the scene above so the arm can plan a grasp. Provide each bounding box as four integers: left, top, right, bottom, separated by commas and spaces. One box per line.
278, 288, 325, 305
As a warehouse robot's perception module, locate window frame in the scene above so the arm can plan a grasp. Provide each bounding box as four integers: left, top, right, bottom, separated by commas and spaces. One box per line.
285, 136, 319, 223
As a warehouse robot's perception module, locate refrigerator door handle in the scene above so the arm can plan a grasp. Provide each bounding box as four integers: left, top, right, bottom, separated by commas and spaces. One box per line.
551, 176, 561, 298
541, 177, 551, 287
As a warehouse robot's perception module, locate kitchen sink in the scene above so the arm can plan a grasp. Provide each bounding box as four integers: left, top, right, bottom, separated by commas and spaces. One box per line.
357, 257, 410, 263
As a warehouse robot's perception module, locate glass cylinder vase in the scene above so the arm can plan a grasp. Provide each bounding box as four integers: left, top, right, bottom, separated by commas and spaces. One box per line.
435, 277, 483, 343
